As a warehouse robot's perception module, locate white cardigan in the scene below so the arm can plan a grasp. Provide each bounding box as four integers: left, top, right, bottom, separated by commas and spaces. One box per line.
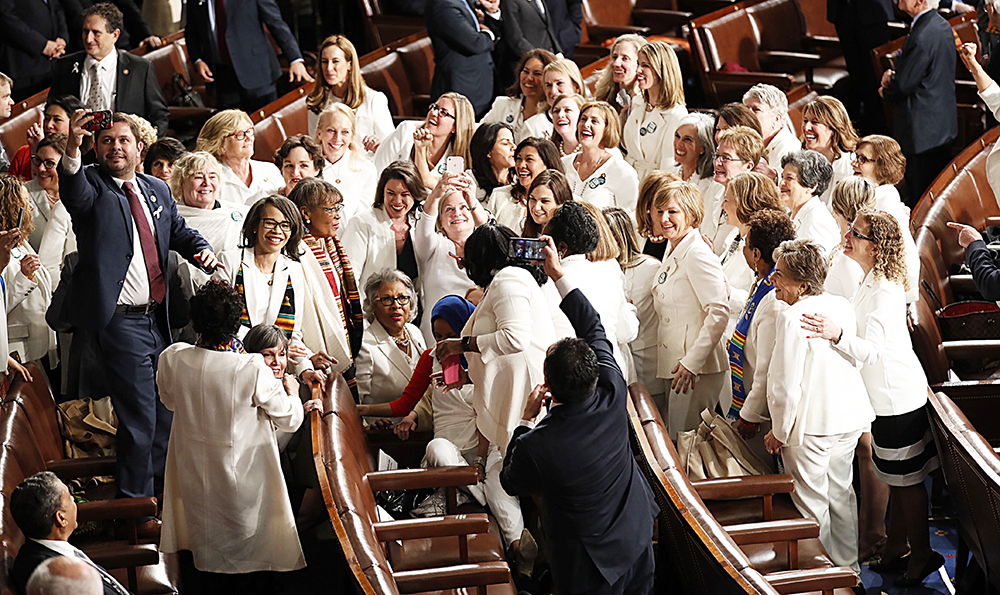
217, 160, 284, 206
561, 151, 640, 216
158, 345, 305, 573
3, 244, 54, 363
412, 211, 476, 344
622, 96, 686, 181
652, 230, 730, 378
356, 319, 426, 406
297, 239, 353, 376
832, 272, 928, 416
767, 293, 874, 446
793, 198, 841, 256
308, 88, 395, 145
321, 149, 379, 224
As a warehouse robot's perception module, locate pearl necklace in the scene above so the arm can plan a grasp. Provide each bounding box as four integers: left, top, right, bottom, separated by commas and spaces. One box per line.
391, 330, 410, 348
648, 235, 666, 242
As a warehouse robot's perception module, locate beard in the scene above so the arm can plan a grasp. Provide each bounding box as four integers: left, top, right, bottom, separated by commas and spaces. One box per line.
99, 151, 139, 179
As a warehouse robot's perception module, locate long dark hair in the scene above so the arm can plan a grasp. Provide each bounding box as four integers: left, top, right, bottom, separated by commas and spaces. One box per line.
470, 122, 514, 197
511, 137, 563, 205
461, 223, 547, 288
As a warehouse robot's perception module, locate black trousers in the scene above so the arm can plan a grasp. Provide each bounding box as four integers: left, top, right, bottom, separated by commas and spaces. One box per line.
209, 63, 279, 113
576, 544, 656, 595
833, 14, 889, 135
903, 143, 954, 208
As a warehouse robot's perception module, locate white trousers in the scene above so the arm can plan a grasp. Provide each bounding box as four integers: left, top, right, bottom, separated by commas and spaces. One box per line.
423, 437, 525, 545
781, 430, 863, 573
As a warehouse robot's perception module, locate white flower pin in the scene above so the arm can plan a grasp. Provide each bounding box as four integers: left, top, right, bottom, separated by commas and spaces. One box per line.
72, 62, 80, 75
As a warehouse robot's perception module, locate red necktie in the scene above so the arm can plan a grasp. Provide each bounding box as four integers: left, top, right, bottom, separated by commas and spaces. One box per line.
122, 181, 166, 305
214, 0, 231, 64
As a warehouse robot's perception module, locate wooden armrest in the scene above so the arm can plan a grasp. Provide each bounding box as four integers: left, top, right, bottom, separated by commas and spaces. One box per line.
587, 24, 651, 44
759, 50, 824, 62
692, 474, 795, 499
46, 457, 117, 480
933, 381, 1000, 396
805, 35, 840, 45
631, 9, 694, 31
679, 0, 735, 11
76, 497, 158, 522
707, 71, 796, 90
374, 514, 491, 542
943, 340, 1000, 360
985, 216, 1000, 226
393, 561, 511, 594
82, 544, 159, 570
724, 519, 820, 545
366, 466, 478, 492
765, 566, 858, 593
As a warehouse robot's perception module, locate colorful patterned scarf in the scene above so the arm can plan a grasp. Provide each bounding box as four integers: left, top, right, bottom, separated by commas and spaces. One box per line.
234, 261, 296, 339
727, 267, 776, 419
303, 233, 363, 357
196, 335, 246, 353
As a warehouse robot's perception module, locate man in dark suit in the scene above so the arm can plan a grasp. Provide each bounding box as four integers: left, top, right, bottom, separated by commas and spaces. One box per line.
49, 3, 168, 136
63, 0, 162, 53
880, 0, 958, 206
490, 0, 561, 85
57, 110, 218, 533
546, 0, 582, 59
185, 0, 313, 112
0, 0, 68, 100
827, 0, 892, 134
426, 0, 496, 118
500, 238, 658, 595
11, 472, 130, 595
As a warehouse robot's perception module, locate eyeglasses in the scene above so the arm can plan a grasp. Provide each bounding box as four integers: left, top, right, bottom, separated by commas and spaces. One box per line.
712, 152, 745, 164
261, 217, 291, 232
429, 103, 456, 120
852, 152, 875, 165
227, 128, 255, 141
848, 226, 875, 242
30, 155, 58, 169
378, 295, 411, 307
321, 203, 345, 215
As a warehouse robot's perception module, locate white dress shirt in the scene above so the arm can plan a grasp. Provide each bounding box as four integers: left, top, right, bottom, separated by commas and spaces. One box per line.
793, 197, 841, 256
561, 151, 640, 216
80, 51, 118, 111
33, 539, 130, 594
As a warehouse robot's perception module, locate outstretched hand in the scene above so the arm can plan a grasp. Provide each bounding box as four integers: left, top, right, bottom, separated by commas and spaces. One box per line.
948, 221, 983, 248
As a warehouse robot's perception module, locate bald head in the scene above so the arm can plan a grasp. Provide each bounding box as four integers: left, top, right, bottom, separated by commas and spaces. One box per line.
26, 556, 102, 595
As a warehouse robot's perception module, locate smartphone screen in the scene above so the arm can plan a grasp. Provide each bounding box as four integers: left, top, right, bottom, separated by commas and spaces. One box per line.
508, 237, 546, 264
442, 354, 461, 385
15, 207, 24, 231
82, 110, 114, 132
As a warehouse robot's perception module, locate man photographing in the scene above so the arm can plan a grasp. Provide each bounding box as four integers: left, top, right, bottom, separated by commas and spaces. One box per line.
500, 236, 658, 595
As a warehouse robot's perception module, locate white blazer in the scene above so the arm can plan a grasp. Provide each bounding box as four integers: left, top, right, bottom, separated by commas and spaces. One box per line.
3, 244, 54, 362
484, 185, 525, 233
980, 83, 1000, 212
819, 152, 854, 210
738, 290, 786, 424
720, 232, 754, 338
874, 184, 920, 303
652, 230, 730, 378
158, 345, 305, 573
356, 319, 426, 406
412, 211, 476, 344
699, 181, 734, 258
561, 151, 640, 216
463, 266, 556, 454
298, 239, 353, 375
622, 96, 686, 181
763, 126, 801, 171
793, 198, 841, 256
37, 200, 76, 288
825, 247, 865, 301
217, 160, 284, 206
625, 254, 661, 352
374, 120, 453, 176
25, 181, 54, 251
522, 112, 553, 141
832, 272, 928, 416
767, 292, 874, 446
321, 149, 379, 224
308, 88, 395, 146
341, 206, 414, 303
481, 96, 550, 143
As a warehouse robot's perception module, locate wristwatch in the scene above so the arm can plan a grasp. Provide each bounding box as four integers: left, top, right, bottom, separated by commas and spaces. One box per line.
461, 336, 472, 352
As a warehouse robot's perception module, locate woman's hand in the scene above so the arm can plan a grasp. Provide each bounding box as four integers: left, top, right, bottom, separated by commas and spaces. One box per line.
26, 117, 43, 152
473, 458, 486, 482
310, 351, 337, 370
363, 135, 381, 153
801, 312, 841, 341
436, 337, 464, 361
303, 398, 323, 414
393, 412, 418, 440
19, 254, 40, 280
371, 418, 395, 431
431, 366, 470, 391
960, 42, 980, 72
736, 417, 760, 439
282, 374, 299, 397
764, 430, 783, 454
7, 357, 31, 383
413, 127, 433, 153
300, 369, 327, 388
288, 343, 309, 363
671, 362, 697, 394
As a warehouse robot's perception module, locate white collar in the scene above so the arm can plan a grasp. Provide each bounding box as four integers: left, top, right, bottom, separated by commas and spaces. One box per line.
85, 50, 118, 72
32, 538, 78, 558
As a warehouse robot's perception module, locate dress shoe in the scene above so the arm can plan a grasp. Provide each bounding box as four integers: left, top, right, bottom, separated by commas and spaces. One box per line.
894, 551, 945, 587
868, 552, 909, 573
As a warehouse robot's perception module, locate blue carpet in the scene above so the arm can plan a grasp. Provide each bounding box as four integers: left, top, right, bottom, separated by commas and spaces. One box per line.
858, 516, 958, 594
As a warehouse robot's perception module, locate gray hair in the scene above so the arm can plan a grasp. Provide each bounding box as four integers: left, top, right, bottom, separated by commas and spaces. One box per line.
743, 83, 788, 116
781, 150, 833, 197
677, 113, 716, 178
244, 323, 289, 354
925, 0, 941, 8
362, 268, 418, 323
27, 557, 102, 595
11, 472, 65, 540
773, 239, 827, 296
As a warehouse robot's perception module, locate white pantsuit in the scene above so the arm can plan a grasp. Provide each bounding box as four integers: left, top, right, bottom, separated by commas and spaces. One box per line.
481, 96, 550, 144
356, 319, 426, 407
561, 151, 640, 217
321, 150, 379, 225
622, 96, 687, 181
412, 212, 476, 344
3, 244, 55, 363
763, 126, 801, 171
483, 185, 525, 234
792, 198, 841, 256
341, 207, 414, 303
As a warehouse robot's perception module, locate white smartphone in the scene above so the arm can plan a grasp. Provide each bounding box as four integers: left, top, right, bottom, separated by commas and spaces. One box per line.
446, 156, 465, 175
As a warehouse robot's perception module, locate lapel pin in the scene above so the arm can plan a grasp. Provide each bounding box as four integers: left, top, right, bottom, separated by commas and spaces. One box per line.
153, 206, 163, 219
150, 194, 157, 202
72, 62, 80, 74
123, 69, 129, 76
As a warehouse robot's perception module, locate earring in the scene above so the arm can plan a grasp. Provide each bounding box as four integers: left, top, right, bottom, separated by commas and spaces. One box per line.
305, 218, 311, 224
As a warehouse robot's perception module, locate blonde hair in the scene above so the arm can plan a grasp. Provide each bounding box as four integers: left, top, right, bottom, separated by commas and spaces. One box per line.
579, 101, 621, 149
831, 176, 876, 223
774, 239, 827, 295
802, 96, 859, 156
307, 35, 367, 113
196, 109, 252, 160
543, 59, 587, 110
550, 93, 586, 154
603, 206, 643, 268
169, 151, 222, 204
0, 175, 33, 243
650, 179, 704, 229
636, 170, 683, 237
728, 172, 782, 225
637, 40, 684, 110
594, 34, 646, 110
717, 126, 764, 165
420, 92, 474, 166
578, 200, 621, 262
858, 210, 909, 290
316, 103, 364, 170
125, 114, 157, 163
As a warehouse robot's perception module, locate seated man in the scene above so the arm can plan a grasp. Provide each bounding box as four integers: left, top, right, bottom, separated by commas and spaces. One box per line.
11, 472, 130, 595
26, 556, 103, 595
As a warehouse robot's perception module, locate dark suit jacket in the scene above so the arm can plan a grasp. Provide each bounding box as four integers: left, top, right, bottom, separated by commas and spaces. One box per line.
882, 10, 957, 154
184, 0, 304, 94
0, 0, 68, 84
49, 50, 169, 136
427, 0, 495, 118
500, 287, 658, 594
62, 0, 154, 52
55, 163, 210, 332
965, 239, 1000, 301
500, 0, 561, 71
545, 0, 581, 59
12, 540, 119, 595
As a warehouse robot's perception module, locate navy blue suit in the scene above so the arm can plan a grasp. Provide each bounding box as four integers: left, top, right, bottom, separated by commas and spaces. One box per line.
0, 0, 69, 99
12, 541, 120, 595
57, 162, 210, 499
500, 287, 658, 595
545, 0, 582, 59
426, 0, 495, 118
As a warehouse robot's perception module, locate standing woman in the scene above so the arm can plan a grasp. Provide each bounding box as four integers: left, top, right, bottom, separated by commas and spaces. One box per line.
306, 35, 394, 153
374, 93, 475, 182
594, 34, 646, 113
562, 102, 640, 214
673, 113, 715, 192
635, 170, 680, 261
651, 180, 730, 436
802, 212, 941, 585
703, 127, 763, 256
549, 93, 585, 158
827, 177, 872, 301
523, 169, 574, 238
743, 84, 801, 170
197, 110, 284, 206
623, 40, 688, 181
779, 150, 840, 254
24, 134, 66, 250
482, 49, 557, 143
532, 59, 588, 139
485, 137, 563, 233
343, 161, 428, 302
314, 104, 379, 222
801, 96, 859, 208
765, 239, 873, 575
470, 122, 516, 200
274, 135, 323, 197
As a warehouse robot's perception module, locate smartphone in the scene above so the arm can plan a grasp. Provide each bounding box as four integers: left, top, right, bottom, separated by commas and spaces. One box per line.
82, 110, 114, 133
442, 354, 461, 385
446, 156, 465, 175
15, 207, 23, 231
508, 237, 547, 264
617, 88, 632, 109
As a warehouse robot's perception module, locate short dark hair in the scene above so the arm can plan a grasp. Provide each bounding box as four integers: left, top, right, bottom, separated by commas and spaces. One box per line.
244, 323, 289, 354
470, 122, 513, 196
11, 472, 65, 540
83, 2, 124, 32
143, 137, 186, 172
461, 223, 546, 288
95, 112, 142, 147
273, 134, 324, 172
546, 201, 598, 256
374, 160, 427, 212
36, 133, 67, 156
241, 196, 303, 261
746, 210, 796, 269
287, 176, 342, 210
190, 280, 244, 347
544, 338, 599, 404
44, 95, 84, 120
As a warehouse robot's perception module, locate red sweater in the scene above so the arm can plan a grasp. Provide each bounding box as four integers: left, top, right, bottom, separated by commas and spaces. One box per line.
389, 348, 435, 417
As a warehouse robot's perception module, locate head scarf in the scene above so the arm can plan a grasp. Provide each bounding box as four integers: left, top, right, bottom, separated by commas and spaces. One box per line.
431, 295, 476, 336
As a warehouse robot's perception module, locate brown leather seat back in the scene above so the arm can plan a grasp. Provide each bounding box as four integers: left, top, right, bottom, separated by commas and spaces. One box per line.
581, 0, 635, 29
798, 0, 838, 37
396, 36, 435, 100
0, 106, 45, 165
251, 116, 287, 162
915, 228, 954, 309
0, 407, 48, 482
581, 56, 608, 98
697, 11, 762, 72
363, 52, 417, 119
4, 366, 62, 465
746, 0, 806, 52
909, 283, 949, 385
272, 95, 310, 140
785, 84, 816, 138
144, 43, 186, 104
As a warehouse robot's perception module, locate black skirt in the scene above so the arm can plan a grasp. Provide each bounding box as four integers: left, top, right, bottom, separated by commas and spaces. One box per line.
871, 403, 940, 487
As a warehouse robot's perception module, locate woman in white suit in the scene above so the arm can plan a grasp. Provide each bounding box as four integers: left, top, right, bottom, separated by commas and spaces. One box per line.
961, 42, 1000, 210
650, 180, 730, 437
701, 127, 763, 258
743, 84, 800, 171
481, 49, 556, 143
764, 239, 874, 575
802, 211, 942, 586
780, 150, 840, 255
197, 110, 284, 206
342, 161, 428, 303
314, 104, 379, 222
800, 97, 858, 209
622, 41, 687, 181
827, 178, 871, 301
23, 134, 65, 251
561, 102, 639, 214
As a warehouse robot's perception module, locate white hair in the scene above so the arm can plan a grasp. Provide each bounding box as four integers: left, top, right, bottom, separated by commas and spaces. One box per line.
743, 83, 789, 116
27, 557, 103, 595
925, 0, 941, 8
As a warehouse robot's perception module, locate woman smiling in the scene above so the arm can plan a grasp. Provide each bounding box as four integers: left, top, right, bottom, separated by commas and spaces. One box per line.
314, 104, 378, 222
481, 49, 556, 142
562, 101, 639, 214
